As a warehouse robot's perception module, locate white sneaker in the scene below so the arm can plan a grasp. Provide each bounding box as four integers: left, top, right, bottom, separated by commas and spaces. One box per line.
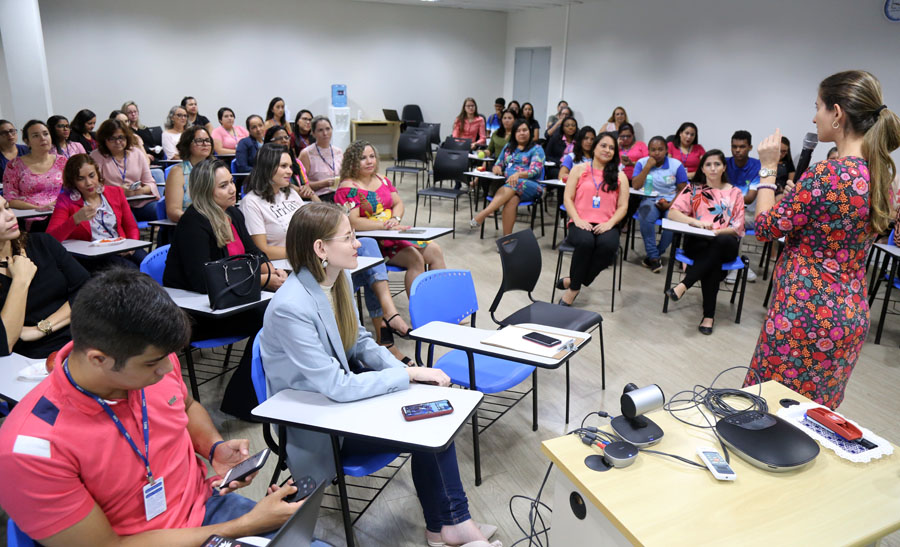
469, 218, 479, 229
747, 268, 758, 283
725, 270, 737, 284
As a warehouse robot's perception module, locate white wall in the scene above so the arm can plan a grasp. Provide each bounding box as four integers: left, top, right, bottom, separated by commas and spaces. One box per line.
506, 0, 900, 163
34, 0, 507, 140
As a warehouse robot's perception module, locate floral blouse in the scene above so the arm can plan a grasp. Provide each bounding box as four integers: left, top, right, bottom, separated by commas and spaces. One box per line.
2, 155, 67, 208
671, 183, 745, 236
496, 143, 545, 193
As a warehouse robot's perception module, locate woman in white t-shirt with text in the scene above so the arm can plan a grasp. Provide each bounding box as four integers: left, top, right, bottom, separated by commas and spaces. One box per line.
241, 144, 319, 260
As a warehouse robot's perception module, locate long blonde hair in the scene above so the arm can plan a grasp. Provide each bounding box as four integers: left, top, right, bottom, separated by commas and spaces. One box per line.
819, 70, 900, 234
190, 159, 234, 248
286, 203, 357, 352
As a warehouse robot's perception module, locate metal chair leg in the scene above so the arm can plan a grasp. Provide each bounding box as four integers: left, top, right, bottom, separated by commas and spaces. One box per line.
183, 347, 201, 401
532, 369, 538, 432
331, 434, 355, 547
565, 361, 570, 424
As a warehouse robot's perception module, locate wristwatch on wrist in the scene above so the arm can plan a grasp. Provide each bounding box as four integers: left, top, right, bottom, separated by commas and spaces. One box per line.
759, 167, 778, 178
37, 320, 52, 336
392, 216, 402, 223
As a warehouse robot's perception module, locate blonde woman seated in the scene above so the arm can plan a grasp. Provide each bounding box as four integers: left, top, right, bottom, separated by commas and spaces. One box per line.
557, 132, 629, 306
664, 149, 745, 335
259, 203, 499, 547
335, 141, 446, 295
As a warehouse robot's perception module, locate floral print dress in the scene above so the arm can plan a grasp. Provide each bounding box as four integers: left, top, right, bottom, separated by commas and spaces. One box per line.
744, 157, 875, 409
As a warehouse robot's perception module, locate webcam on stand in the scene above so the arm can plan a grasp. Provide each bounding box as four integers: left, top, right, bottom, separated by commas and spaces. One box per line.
610, 383, 665, 447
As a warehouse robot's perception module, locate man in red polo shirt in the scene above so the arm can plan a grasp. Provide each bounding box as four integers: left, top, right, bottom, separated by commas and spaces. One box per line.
0, 269, 302, 546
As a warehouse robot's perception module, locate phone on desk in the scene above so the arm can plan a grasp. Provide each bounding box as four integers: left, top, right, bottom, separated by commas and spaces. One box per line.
522, 331, 561, 347
697, 447, 736, 481
400, 228, 426, 234
402, 400, 454, 421
218, 448, 270, 489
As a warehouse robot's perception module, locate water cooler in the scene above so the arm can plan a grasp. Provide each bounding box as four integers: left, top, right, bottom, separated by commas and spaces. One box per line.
329, 84, 350, 151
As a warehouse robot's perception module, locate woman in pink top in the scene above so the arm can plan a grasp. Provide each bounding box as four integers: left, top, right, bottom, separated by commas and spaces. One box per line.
48, 115, 86, 159
665, 149, 745, 335
299, 116, 343, 198
211, 107, 249, 156
667, 122, 705, 179
3, 120, 66, 220
617, 123, 647, 180
452, 97, 486, 149
557, 132, 629, 306
90, 119, 160, 221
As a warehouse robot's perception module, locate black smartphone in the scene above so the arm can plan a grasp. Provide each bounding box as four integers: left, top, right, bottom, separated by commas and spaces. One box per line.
283, 475, 317, 503
402, 400, 454, 421
522, 331, 561, 347
218, 448, 270, 489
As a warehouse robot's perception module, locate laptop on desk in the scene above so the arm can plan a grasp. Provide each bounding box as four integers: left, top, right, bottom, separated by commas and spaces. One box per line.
202, 480, 328, 547
382, 109, 400, 121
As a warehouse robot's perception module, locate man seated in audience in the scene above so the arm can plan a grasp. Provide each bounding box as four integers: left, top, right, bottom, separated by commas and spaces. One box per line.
486, 97, 505, 136
632, 135, 689, 272
725, 130, 760, 282
0, 269, 304, 546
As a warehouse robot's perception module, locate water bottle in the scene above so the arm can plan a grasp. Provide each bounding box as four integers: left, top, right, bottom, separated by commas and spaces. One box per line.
644, 174, 654, 196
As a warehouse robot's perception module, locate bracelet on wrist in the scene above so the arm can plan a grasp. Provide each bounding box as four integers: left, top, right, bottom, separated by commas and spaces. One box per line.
756, 184, 778, 192
209, 440, 225, 463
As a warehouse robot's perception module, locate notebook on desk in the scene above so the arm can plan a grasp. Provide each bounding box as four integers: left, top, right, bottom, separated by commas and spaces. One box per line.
481, 325, 584, 359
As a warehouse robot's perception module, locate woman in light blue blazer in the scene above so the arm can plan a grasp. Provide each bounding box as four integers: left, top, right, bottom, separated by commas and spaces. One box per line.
259, 203, 499, 547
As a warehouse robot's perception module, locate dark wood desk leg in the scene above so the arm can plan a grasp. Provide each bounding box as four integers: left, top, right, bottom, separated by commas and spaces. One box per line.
331, 434, 355, 547
467, 351, 481, 486
662, 232, 680, 313
875, 256, 896, 345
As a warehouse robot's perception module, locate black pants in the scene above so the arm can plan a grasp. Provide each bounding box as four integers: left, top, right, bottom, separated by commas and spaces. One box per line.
566, 225, 619, 290
682, 234, 739, 319
131, 201, 158, 221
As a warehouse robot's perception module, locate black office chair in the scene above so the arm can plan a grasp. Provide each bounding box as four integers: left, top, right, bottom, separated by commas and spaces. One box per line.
489, 230, 606, 425
441, 136, 472, 151
385, 131, 429, 190
421, 122, 441, 151
414, 148, 470, 237
552, 242, 624, 312
401, 104, 424, 127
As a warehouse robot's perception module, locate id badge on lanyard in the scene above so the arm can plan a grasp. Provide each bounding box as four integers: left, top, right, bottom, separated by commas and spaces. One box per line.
592, 195, 602, 208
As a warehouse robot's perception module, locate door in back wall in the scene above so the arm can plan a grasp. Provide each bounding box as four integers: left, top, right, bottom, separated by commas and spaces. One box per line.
513, 47, 551, 133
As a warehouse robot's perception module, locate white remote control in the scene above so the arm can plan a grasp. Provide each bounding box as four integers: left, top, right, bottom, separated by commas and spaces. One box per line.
697, 447, 736, 481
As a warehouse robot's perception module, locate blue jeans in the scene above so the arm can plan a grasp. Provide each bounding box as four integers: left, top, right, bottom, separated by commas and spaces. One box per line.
343, 438, 470, 534
638, 198, 673, 260
351, 237, 389, 319
203, 488, 330, 545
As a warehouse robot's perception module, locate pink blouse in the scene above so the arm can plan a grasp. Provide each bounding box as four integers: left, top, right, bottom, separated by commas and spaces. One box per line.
2, 155, 67, 208
620, 141, 648, 180
452, 117, 486, 146
211, 126, 249, 151
667, 142, 706, 175
571, 165, 620, 225
225, 223, 245, 256
671, 183, 745, 236
90, 148, 160, 208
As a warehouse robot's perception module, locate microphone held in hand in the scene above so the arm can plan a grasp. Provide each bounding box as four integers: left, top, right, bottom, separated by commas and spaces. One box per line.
794, 132, 819, 181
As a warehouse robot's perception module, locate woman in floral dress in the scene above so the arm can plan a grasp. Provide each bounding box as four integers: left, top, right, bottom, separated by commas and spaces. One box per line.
745, 70, 900, 408
665, 149, 745, 335
335, 141, 446, 295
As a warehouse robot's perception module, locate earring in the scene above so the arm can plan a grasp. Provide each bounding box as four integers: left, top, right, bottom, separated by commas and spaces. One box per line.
68, 189, 82, 201
321, 258, 328, 268
832, 121, 840, 129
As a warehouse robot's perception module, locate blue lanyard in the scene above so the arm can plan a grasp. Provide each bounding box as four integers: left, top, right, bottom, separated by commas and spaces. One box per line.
63, 360, 154, 483
315, 145, 335, 175
113, 154, 128, 184
589, 165, 603, 195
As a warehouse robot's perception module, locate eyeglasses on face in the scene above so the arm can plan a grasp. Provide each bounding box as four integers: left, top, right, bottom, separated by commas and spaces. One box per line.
324, 230, 357, 243
0, 128, 18, 137
56, 124, 70, 129
107, 135, 127, 142
174, 113, 188, 119
272, 135, 290, 142
192, 138, 213, 145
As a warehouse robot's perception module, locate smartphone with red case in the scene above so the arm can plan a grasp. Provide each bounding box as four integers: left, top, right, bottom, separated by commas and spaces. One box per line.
806, 407, 863, 441
402, 400, 454, 421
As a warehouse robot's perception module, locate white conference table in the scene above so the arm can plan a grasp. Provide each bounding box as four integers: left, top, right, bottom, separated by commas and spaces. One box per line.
355, 226, 453, 241
408, 321, 592, 485
62, 238, 152, 258
252, 384, 483, 547
0, 353, 45, 404
12, 208, 48, 219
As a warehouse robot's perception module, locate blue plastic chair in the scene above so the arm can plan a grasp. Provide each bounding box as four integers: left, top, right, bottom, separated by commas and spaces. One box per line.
666, 248, 750, 323
249, 335, 403, 531
409, 269, 536, 485
7, 519, 34, 547
139, 245, 244, 401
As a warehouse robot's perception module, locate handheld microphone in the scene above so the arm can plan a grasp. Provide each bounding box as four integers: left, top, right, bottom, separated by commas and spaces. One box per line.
793, 132, 819, 183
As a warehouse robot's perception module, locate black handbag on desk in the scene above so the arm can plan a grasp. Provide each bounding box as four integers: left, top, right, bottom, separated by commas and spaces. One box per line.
202, 254, 262, 310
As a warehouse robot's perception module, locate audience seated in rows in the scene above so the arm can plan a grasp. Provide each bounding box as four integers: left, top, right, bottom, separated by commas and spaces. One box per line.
182, 96, 213, 134
544, 99, 569, 137
263, 126, 315, 193
122, 100, 165, 162
3, 120, 67, 231
47, 154, 145, 270
69, 109, 98, 152
487, 108, 515, 160
0, 195, 89, 359
544, 115, 578, 165
161, 104, 188, 160
667, 122, 705, 180
235, 114, 266, 173
48, 115, 85, 159
91, 119, 161, 221
557, 132, 629, 306
558, 125, 595, 182
521, 102, 541, 142
291, 109, 315, 156
602, 106, 628, 134
264, 96, 292, 135
0, 119, 30, 181
617, 122, 646, 181
486, 97, 505, 134
299, 116, 342, 198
